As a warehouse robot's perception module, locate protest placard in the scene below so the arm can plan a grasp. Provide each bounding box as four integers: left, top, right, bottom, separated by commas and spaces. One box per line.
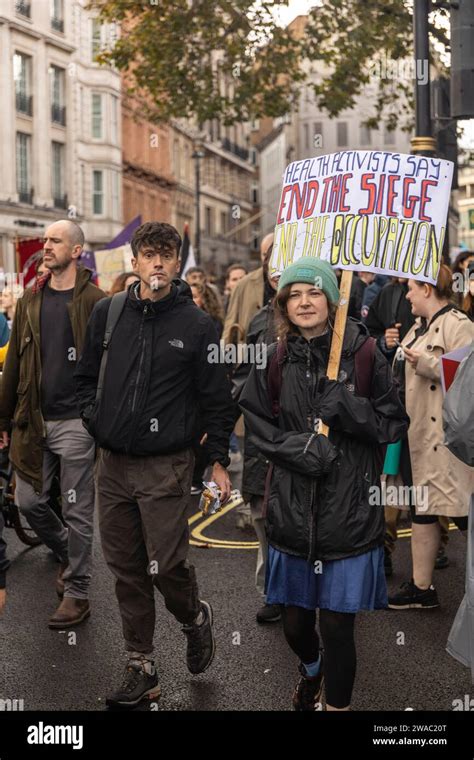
270, 150, 454, 285
94, 244, 132, 292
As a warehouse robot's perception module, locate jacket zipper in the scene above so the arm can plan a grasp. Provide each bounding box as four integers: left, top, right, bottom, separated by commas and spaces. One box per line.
305, 345, 317, 562
127, 305, 148, 451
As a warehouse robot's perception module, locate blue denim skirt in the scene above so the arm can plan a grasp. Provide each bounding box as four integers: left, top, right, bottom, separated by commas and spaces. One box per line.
265, 545, 388, 613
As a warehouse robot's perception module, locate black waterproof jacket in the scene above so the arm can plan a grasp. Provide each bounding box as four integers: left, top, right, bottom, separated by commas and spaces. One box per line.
235, 303, 277, 501
365, 281, 415, 346
74, 279, 235, 466
239, 319, 409, 561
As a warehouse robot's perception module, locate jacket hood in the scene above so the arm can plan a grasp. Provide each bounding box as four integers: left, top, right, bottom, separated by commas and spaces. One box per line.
127, 276, 194, 314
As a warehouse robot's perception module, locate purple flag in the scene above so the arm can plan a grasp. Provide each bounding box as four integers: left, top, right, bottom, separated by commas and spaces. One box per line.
104, 215, 142, 250
79, 250, 98, 284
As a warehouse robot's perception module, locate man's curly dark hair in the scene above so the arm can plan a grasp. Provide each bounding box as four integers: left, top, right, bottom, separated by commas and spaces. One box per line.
131, 222, 182, 259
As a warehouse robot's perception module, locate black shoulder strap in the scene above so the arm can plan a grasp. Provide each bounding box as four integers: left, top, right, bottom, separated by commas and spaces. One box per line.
354, 336, 376, 398
267, 339, 287, 416
95, 290, 128, 405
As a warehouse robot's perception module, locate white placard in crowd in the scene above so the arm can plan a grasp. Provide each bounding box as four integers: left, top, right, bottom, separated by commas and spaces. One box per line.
270, 151, 454, 285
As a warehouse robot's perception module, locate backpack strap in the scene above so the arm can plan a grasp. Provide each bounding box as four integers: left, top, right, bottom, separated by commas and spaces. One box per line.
267, 339, 287, 416
95, 290, 128, 405
354, 336, 376, 398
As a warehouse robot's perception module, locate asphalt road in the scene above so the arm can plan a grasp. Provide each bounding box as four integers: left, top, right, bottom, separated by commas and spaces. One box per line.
0, 478, 471, 715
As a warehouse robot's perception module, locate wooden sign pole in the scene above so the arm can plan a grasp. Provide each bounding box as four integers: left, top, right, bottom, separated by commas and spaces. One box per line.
319, 269, 353, 438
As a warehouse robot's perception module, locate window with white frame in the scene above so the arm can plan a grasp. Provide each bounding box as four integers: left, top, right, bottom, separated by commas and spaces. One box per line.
337, 122, 348, 147
384, 125, 396, 146
111, 95, 119, 144
50, 0, 64, 32
50, 66, 66, 125
303, 123, 309, 150
51, 141, 65, 205
13, 52, 32, 115
111, 170, 120, 219
16, 132, 31, 200
91, 93, 103, 139
92, 170, 104, 215
91, 18, 104, 62
360, 123, 372, 145
313, 122, 323, 147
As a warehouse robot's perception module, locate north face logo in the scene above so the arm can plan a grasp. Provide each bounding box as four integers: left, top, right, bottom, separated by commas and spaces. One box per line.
169, 339, 184, 349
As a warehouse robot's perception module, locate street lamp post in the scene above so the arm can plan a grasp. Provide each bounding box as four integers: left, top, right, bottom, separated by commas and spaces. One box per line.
192, 145, 205, 263
411, 0, 436, 157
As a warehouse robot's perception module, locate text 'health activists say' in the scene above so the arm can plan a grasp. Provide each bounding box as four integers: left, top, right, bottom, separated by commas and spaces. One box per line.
270, 150, 454, 285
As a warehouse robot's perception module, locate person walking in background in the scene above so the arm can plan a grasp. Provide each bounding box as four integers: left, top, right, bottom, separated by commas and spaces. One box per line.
0, 219, 106, 628
232, 246, 280, 624
388, 266, 474, 611
1, 286, 21, 330
223, 233, 274, 344
452, 251, 474, 309
360, 274, 390, 321
0, 312, 10, 367
109, 271, 140, 296
190, 280, 226, 493
364, 276, 451, 574
223, 264, 248, 313
462, 261, 474, 320
190, 282, 224, 339
223, 233, 274, 529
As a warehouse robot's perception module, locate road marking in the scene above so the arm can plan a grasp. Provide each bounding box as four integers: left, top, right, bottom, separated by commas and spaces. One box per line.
189, 502, 460, 550
188, 500, 258, 549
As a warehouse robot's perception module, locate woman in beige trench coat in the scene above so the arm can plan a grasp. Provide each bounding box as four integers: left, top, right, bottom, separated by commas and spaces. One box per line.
389, 265, 474, 610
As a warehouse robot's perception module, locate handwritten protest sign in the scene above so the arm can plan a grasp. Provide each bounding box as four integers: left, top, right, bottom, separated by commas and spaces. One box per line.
94, 244, 132, 292
270, 151, 453, 285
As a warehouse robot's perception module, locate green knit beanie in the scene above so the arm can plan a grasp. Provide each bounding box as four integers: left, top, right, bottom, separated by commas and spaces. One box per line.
277, 257, 340, 304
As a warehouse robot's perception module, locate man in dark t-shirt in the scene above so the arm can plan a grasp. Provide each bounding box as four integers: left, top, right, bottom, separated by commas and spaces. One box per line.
0, 219, 105, 628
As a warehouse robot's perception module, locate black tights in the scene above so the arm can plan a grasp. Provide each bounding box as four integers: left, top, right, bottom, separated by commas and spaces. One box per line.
281, 606, 356, 709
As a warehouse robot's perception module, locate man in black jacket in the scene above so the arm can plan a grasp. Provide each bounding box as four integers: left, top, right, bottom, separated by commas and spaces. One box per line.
364, 277, 415, 354
75, 222, 234, 707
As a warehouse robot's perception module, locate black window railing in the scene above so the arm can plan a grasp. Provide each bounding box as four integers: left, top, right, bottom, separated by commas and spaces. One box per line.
15, 0, 31, 18
16, 93, 33, 116
53, 193, 68, 209
220, 136, 249, 161
51, 17, 64, 32
18, 187, 34, 204
51, 104, 66, 126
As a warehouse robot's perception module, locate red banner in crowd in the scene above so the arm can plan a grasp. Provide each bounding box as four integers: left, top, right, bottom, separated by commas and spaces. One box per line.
16, 238, 44, 287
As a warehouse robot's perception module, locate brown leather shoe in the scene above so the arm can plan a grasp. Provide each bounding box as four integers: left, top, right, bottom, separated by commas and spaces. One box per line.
48, 597, 91, 629
56, 562, 69, 598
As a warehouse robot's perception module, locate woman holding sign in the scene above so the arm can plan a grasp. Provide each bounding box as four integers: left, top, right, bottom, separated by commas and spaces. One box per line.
388, 265, 474, 611
240, 258, 408, 711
